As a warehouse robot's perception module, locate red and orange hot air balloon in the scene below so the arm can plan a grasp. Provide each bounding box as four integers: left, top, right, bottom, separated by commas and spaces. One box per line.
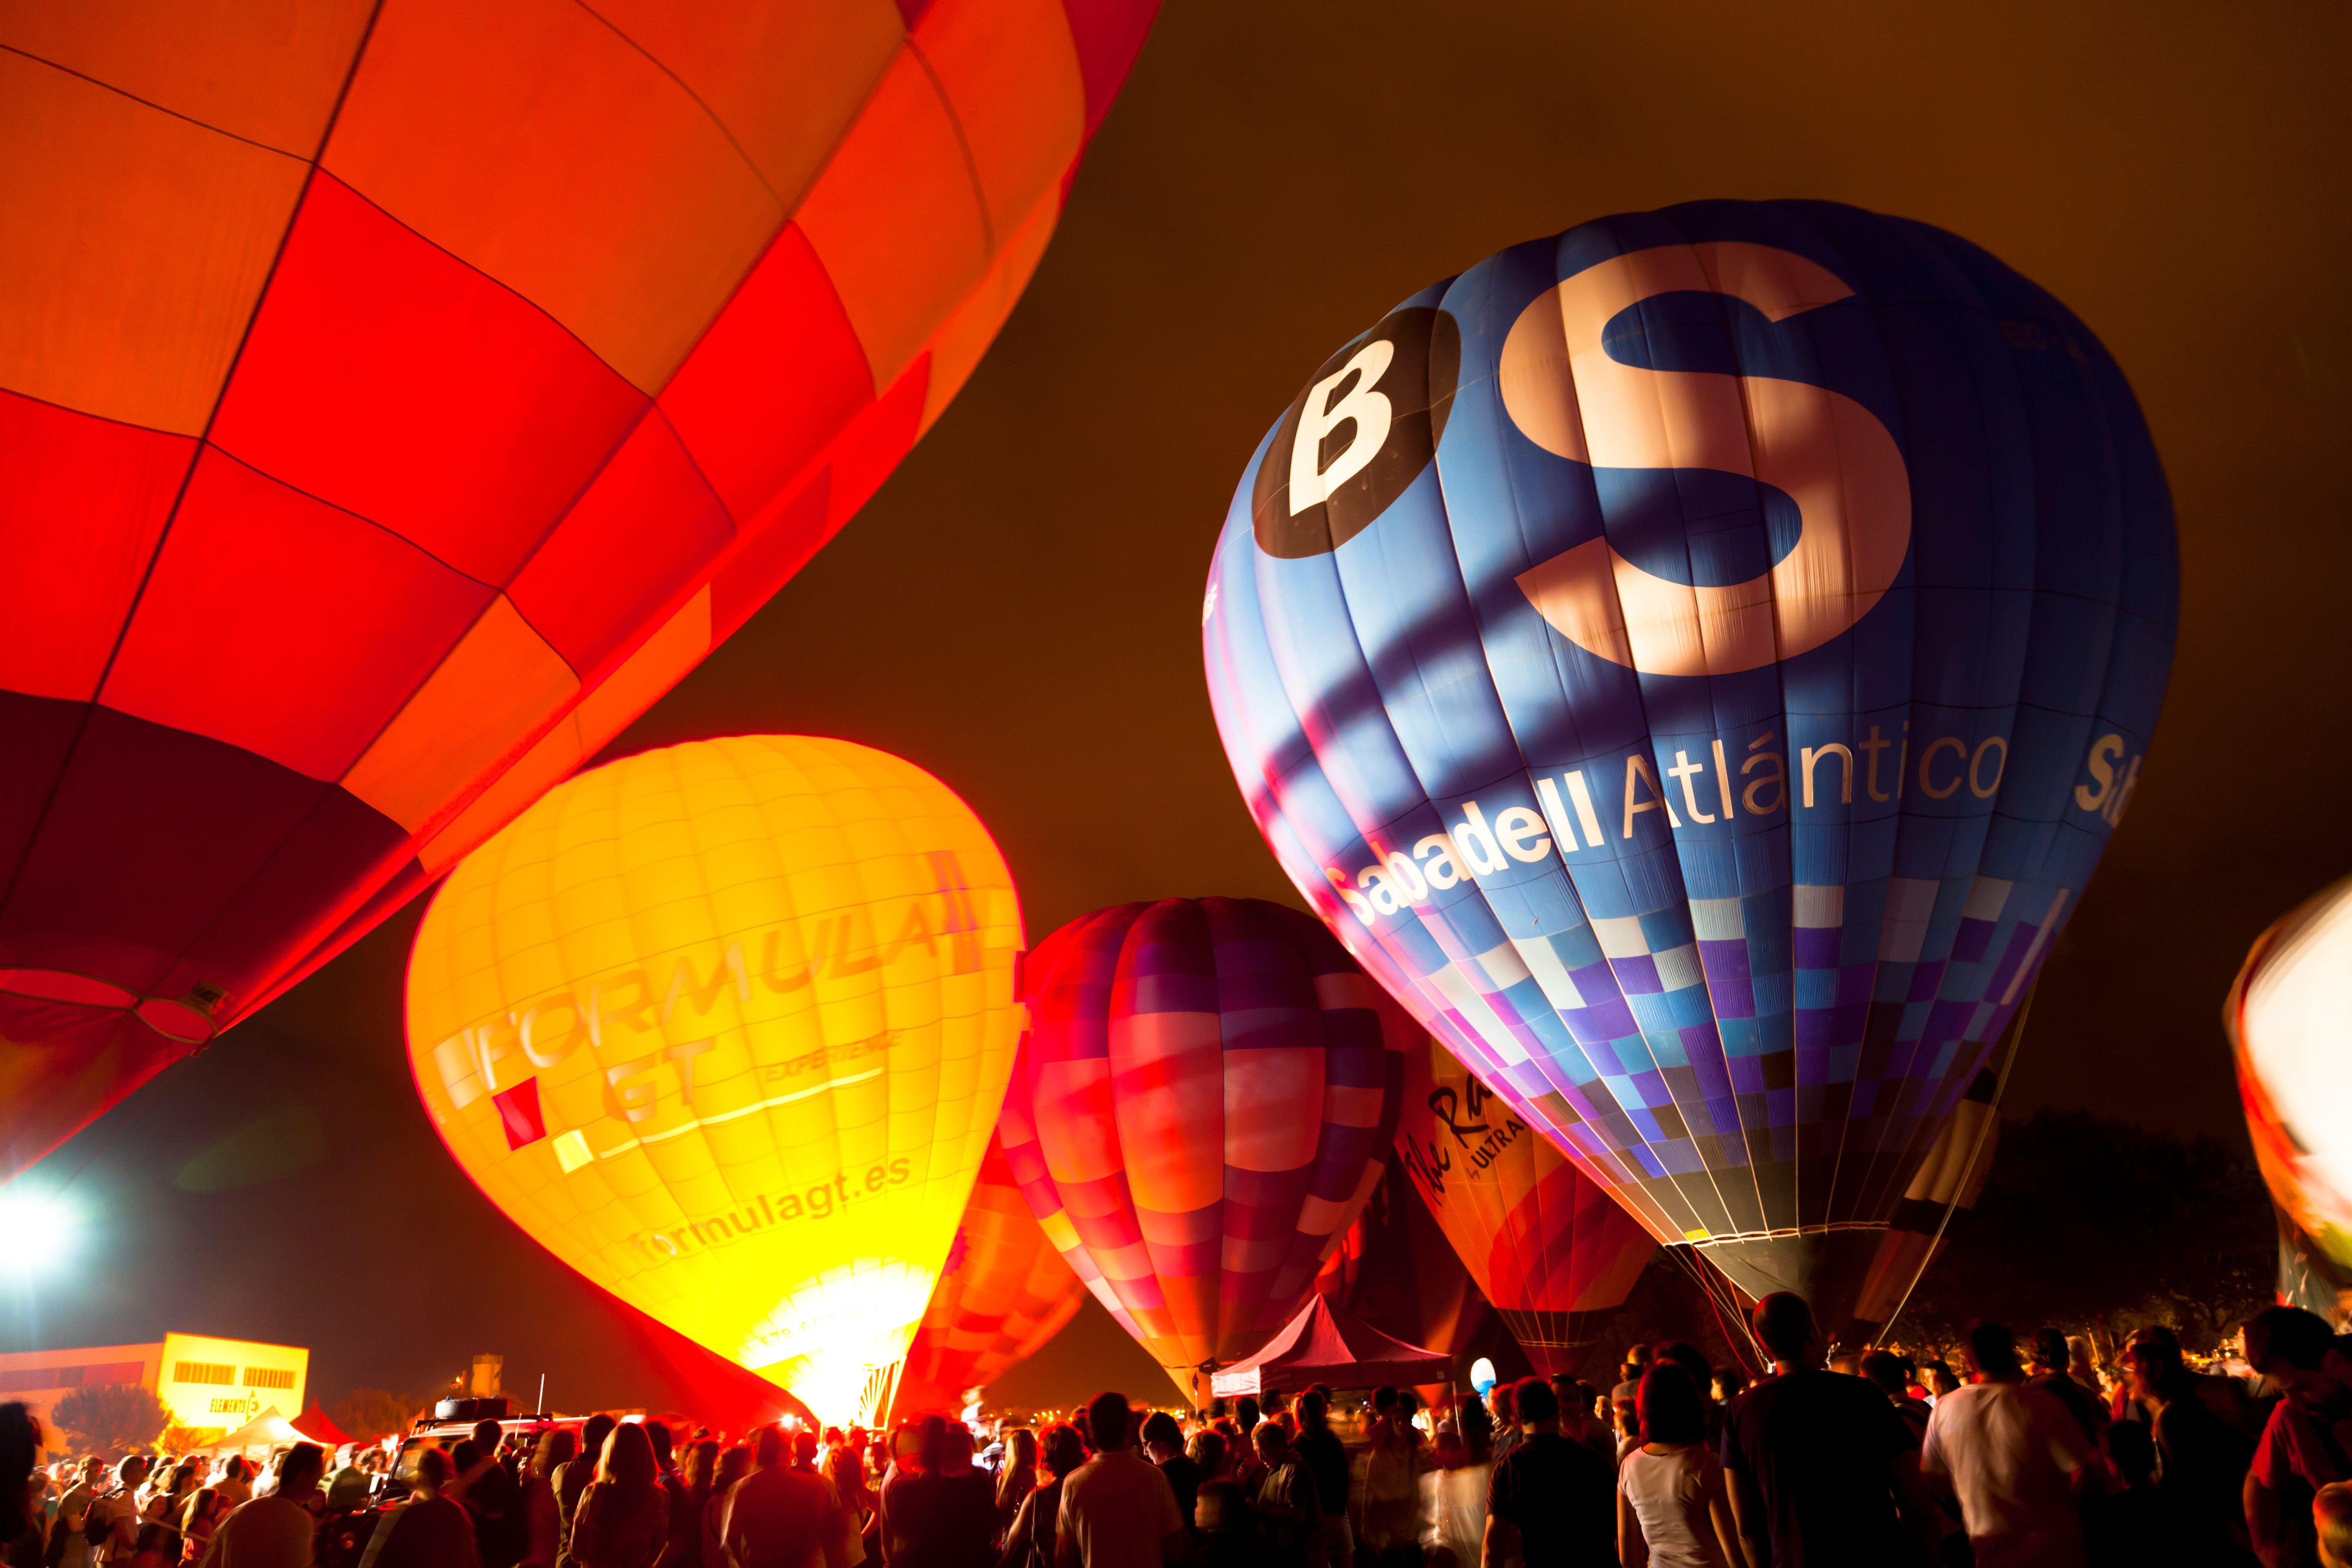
897, 1135, 1087, 1413
1395, 1040, 1655, 1374
0, 0, 1158, 1175
998, 898, 1411, 1398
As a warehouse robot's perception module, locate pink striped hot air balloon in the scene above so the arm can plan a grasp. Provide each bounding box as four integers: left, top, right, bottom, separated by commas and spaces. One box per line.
997, 898, 1411, 1398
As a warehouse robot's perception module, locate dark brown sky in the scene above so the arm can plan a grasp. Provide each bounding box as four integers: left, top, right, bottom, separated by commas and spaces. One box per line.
10, 0, 2349, 1416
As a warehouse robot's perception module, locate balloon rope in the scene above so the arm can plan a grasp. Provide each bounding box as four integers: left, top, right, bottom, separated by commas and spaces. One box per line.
1875, 985, 2036, 1346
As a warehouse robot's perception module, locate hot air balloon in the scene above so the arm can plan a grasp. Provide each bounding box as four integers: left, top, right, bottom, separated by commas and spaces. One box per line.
1396, 1039, 1654, 1372
404, 735, 1023, 1420
2229, 877, 2352, 1292
1203, 201, 2176, 1336
997, 897, 1411, 1398
0, 0, 1158, 1177
896, 1133, 1086, 1414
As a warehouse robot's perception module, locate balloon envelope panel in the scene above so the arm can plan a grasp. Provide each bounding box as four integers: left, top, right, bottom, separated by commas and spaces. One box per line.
898, 1132, 1086, 1411
1203, 201, 2175, 1324
998, 897, 1412, 1378
404, 735, 1024, 1420
1397, 1039, 1654, 1372
2231, 878, 2352, 1277
0, 0, 1157, 1176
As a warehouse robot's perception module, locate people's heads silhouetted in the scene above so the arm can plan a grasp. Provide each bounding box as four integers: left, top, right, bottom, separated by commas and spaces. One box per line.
1859, 1351, 1911, 1402
1964, 1320, 2023, 1380
1711, 1367, 1749, 1405
644, 1420, 674, 1469
1511, 1376, 1559, 1430
2317, 1480, 2352, 1568
2028, 1327, 2071, 1376
792, 1428, 819, 1469
1370, 1386, 1399, 1418
1456, 1393, 1492, 1461
681, 1438, 716, 1493
2246, 1305, 2337, 1385
1251, 1421, 1288, 1461
535, 1428, 578, 1483
600, 1424, 657, 1492
451, 1440, 482, 1475
1195, 1478, 1246, 1533
1234, 1396, 1260, 1433
1637, 1364, 1706, 1446
1487, 1380, 1516, 1430
1138, 1411, 1182, 1460
714, 1445, 753, 1497
753, 1424, 787, 1471
472, 1418, 502, 1450
410, 1447, 453, 1499
277, 1444, 325, 1497
1086, 1392, 1133, 1452
1185, 1427, 1226, 1478
1752, 1292, 1819, 1366
1297, 1390, 1328, 1432
2124, 1324, 2187, 1399
1005, 1428, 1037, 1471
1040, 1424, 1086, 1478
1922, 1359, 1961, 1397
580, 1415, 617, 1472
1653, 1341, 1712, 1389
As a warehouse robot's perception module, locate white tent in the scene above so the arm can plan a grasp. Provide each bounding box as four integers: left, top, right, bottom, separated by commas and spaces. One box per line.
205, 1407, 300, 1453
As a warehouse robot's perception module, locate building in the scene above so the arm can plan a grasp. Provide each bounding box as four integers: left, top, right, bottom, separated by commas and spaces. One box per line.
0, 1333, 309, 1447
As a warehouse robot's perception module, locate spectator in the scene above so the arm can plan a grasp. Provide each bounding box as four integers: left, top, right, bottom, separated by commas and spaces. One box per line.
1001, 1425, 1085, 1568
1483, 1376, 1613, 1568
523, 1431, 577, 1568
2028, 1329, 2112, 1449
1189, 1480, 1268, 1568
177, 1489, 230, 1566
1709, 1369, 1748, 1411
1553, 1374, 1614, 1463
1054, 1393, 1184, 1568
569, 1424, 670, 1568
193, 1443, 323, 1568
89, 1457, 151, 1565
1362, 1392, 1425, 1565
820, 1442, 876, 1568
1137, 1416, 1199, 1538
560, 1418, 618, 1562
881, 1416, 994, 1568
1244, 1424, 1318, 1568
2245, 1305, 2352, 1568
1719, 1292, 1946, 1568
699, 1449, 754, 1568
1290, 1391, 1350, 1568
324, 1449, 372, 1514
56, 1456, 105, 1568
2117, 1325, 2254, 1560
1924, 1362, 1963, 1404
1617, 1363, 1736, 1568
996, 1431, 1040, 1545
1487, 1384, 1521, 1470
1186, 1430, 1230, 1485
1920, 1319, 2094, 1568
464, 1419, 527, 1568
1426, 1393, 1492, 1568
642, 1424, 694, 1568
369, 1447, 482, 1568
2084, 1419, 2191, 1568
1862, 1352, 1934, 1447
719, 1423, 853, 1568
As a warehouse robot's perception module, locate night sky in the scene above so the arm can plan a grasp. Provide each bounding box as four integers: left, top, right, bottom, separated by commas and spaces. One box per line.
9, 1, 2349, 1417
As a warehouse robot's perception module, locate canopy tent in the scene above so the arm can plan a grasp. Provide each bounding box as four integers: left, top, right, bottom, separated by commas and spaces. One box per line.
206, 1408, 299, 1452
289, 1404, 351, 1446
1210, 1295, 1452, 1397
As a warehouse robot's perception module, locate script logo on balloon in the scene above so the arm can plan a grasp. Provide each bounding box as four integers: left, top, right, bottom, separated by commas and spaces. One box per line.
1503, 242, 1912, 677
1253, 306, 1460, 558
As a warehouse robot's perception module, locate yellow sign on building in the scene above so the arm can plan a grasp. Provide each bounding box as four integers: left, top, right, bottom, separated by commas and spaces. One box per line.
0, 1333, 308, 1447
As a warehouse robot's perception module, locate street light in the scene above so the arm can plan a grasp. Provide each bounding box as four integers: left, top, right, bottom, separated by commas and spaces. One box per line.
0, 1186, 76, 1277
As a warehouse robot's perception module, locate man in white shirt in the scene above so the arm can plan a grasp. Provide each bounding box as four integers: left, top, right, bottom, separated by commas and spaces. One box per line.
1921, 1320, 2093, 1568
198, 1442, 324, 1568
1055, 1393, 1185, 1568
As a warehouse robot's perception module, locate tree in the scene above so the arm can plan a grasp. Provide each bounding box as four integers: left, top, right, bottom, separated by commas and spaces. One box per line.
50, 1382, 169, 1457
330, 1387, 426, 1442
1899, 1108, 2274, 1354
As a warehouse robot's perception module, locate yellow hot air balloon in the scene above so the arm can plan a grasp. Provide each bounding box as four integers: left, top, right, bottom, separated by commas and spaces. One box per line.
405, 735, 1022, 1420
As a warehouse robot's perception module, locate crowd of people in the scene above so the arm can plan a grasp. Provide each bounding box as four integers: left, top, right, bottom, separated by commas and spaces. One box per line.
5, 1292, 2352, 1568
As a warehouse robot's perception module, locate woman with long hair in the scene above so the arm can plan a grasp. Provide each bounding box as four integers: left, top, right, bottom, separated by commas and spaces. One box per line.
996, 1425, 1084, 1568
1615, 1364, 1737, 1568
176, 1488, 227, 1566
567, 1426, 669, 1568
657, 1441, 717, 1568
821, 1438, 878, 1567
992, 1429, 1037, 1545
696, 1448, 753, 1568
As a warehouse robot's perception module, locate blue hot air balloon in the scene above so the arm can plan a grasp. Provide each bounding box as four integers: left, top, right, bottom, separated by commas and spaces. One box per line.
1202, 201, 2175, 1336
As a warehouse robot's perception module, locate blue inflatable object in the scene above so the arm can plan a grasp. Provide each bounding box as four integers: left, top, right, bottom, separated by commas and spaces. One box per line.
1202, 201, 2176, 1330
